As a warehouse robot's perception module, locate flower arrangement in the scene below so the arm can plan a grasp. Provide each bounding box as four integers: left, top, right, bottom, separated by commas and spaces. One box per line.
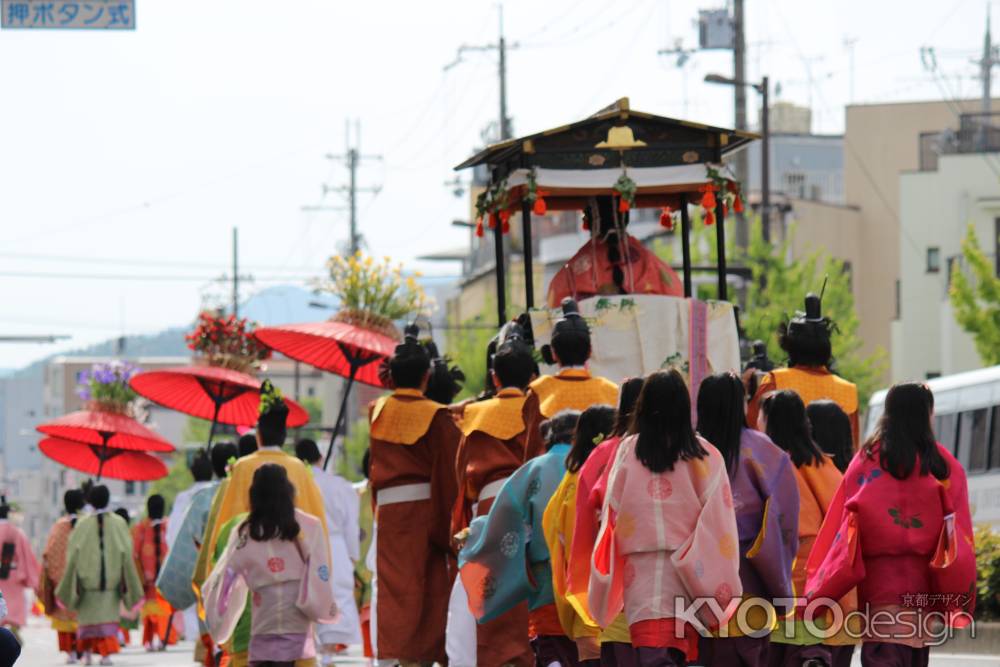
313, 251, 426, 338
185, 311, 272, 373
77, 361, 141, 414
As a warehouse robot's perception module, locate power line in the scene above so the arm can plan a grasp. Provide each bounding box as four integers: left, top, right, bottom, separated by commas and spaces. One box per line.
323, 119, 383, 255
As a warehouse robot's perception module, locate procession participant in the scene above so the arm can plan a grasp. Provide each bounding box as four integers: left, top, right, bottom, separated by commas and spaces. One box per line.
157, 442, 237, 667
588, 370, 742, 667
422, 338, 466, 405
447, 333, 538, 667
38, 489, 85, 662
567, 377, 643, 666
133, 494, 176, 651
527, 298, 618, 459
57, 485, 143, 666
237, 433, 258, 458
204, 380, 327, 564
367, 324, 461, 666
806, 400, 854, 474
748, 293, 859, 448
203, 464, 337, 667
112, 509, 138, 648
543, 404, 616, 666
695, 373, 800, 667
547, 195, 683, 308
295, 438, 363, 661
0, 497, 38, 642
760, 390, 850, 667
806, 382, 976, 667
459, 410, 581, 666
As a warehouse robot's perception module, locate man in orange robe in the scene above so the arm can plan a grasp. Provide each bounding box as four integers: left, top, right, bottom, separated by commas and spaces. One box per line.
448, 332, 540, 667
368, 325, 461, 666
748, 293, 860, 447
547, 196, 682, 307
132, 494, 177, 651
526, 299, 618, 460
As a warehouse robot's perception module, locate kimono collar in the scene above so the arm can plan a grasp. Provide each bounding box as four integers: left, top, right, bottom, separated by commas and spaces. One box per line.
556, 367, 591, 379
460, 388, 527, 439
529, 371, 620, 418
371, 388, 444, 445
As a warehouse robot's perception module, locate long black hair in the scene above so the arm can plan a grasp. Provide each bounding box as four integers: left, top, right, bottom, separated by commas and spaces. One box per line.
864, 382, 949, 481
806, 400, 853, 473
629, 370, 707, 473
762, 390, 824, 467
147, 494, 165, 576
613, 377, 644, 437
565, 405, 617, 473
240, 464, 300, 542
88, 485, 110, 591
696, 372, 747, 474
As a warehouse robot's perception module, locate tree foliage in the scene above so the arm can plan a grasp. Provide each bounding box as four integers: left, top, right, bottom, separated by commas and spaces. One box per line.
975, 524, 1000, 620
949, 223, 1000, 366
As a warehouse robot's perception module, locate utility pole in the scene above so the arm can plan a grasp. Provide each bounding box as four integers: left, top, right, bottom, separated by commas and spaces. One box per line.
975, 7, 1000, 150
232, 227, 239, 318
324, 120, 382, 255
732, 0, 749, 251
444, 4, 518, 142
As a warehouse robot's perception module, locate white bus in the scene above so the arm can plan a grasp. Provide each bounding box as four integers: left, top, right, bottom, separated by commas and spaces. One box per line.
867, 365, 1000, 528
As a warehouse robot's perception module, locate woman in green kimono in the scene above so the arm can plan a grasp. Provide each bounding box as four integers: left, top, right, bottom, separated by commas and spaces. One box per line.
57, 485, 143, 666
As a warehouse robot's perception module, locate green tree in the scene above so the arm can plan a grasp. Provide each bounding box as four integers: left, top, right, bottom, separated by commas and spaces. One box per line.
949, 223, 1000, 366
335, 417, 370, 482
975, 524, 1000, 620
150, 453, 193, 513
447, 312, 495, 401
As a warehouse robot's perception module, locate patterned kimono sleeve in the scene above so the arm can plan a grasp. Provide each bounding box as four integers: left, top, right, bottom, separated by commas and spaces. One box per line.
458, 463, 533, 624
157, 492, 210, 610
542, 472, 586, 637
296, 520, 338, 624
670, 462, 743, 629
54, 526, 85, 612
587, 445, 629, 629
747, 454, 800, 604
15, 529, 39, 590
201, 526, 249, 646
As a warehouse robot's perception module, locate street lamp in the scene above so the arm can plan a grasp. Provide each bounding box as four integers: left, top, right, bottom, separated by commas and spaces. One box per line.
705, 73, 771, 243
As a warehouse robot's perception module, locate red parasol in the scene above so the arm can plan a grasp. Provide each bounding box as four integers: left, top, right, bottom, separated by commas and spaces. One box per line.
36, 410, 175, 453
129, 365, 310, 447
253, 321, 397, 468
39, 437, 168, 481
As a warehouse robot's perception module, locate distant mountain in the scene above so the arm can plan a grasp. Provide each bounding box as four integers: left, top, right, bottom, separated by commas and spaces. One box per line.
11, 285, 333, 377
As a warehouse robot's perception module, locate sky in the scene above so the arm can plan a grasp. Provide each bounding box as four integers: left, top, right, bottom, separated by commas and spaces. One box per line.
0, 0, 992, 368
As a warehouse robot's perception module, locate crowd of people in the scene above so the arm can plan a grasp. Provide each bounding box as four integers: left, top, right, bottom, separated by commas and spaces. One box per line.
0, 291, 974, 667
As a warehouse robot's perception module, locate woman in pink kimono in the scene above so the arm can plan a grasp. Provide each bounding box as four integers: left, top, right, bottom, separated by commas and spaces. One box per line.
806, 383, 975, 667
695, 373, 800, 667
589, 370, 742, 667
203, 463, 337, 667
0, 497, 39, 640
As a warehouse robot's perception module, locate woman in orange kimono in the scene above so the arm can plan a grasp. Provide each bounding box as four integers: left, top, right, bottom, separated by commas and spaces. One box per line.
39, 489, 86, 662
806, 383, 975, 667
133, 494, 176, 651
448, 334, 538, 667
760, 390, 853, 667
547, 196, 682, 308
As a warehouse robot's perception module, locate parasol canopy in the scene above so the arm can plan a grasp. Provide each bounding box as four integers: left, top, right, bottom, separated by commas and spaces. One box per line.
129, 365, 310, 428
36, 410, 175, 453
39, 437, 168, 481
253, 320, 397, 388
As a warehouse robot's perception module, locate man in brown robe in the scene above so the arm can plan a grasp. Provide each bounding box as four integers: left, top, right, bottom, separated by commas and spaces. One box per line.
449, 333, 539, 667
368, 325, 461, 666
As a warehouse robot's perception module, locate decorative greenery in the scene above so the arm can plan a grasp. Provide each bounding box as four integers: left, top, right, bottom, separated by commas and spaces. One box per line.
258, 380, 284, 415
77, 361, 141, 414
613, 173, 637, 212
314, 251, 426, 332
949, 224, 1000, 366
975, 524, 1000, 620
186, 311, 271, 373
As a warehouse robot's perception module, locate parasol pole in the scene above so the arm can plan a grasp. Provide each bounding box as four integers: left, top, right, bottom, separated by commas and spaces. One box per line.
206, 399, 222, 452
96, 432, 110, 481
323, 363, 359, 471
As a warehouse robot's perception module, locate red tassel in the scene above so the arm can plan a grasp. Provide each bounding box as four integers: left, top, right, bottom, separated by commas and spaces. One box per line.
488, 212, 498, 229
533, 197, 547, 215
733, 195, 744, 213
475, 217, 484, 237
727, 180, 739, 193
618, 197, 631, 213
701, 186, 717, 210
502, 218, 510, 234
704, 209, 715, 226
659, 206, 673, 230
499, 209, 511, 224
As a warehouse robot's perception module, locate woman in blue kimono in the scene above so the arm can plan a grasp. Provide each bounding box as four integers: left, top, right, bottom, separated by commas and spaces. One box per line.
695, 372, 800, 667
459, 409, 582, 666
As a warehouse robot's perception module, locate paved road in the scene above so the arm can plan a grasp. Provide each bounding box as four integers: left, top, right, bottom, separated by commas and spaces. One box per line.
17, 616, 999, 666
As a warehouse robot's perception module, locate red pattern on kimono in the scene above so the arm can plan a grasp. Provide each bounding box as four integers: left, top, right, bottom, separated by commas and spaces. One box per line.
806, 443, 976, 638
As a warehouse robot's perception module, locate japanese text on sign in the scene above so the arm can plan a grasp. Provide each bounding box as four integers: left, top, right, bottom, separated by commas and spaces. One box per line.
2, 0, 134, 29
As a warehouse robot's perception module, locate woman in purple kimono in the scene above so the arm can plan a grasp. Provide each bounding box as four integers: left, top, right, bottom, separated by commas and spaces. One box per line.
203, 464, 337, 667
695, 373, 800, 666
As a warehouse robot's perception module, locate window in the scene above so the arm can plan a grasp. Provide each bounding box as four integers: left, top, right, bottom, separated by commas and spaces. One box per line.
935, 413, 959, 454
958, 409, 990, 471
785, 172, 806, 199
926, 371, 942, 380
990, 406, 1000, 469
842, 261, 853, 293
125, 481, 135, 495
926, 247, 941, 273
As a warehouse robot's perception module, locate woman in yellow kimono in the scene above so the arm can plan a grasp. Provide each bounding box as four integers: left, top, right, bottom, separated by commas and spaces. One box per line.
543, 404, 616, 665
